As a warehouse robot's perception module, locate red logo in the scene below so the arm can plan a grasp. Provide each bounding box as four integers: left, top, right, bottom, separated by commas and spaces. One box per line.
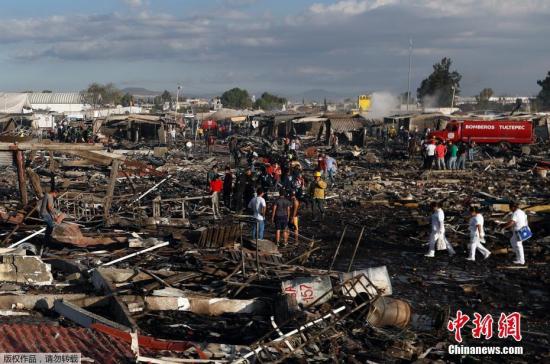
448, 311, 522, 342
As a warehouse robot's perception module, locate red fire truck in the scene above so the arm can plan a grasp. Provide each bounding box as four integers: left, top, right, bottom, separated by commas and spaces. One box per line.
429, 120, 534, 145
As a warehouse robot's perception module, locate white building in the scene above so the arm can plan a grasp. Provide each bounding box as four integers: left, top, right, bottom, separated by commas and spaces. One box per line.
210, 97, 223, 111
27, 92, 89, 113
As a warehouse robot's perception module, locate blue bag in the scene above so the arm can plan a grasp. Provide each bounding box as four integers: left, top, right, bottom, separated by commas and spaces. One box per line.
518, 226, 532, 241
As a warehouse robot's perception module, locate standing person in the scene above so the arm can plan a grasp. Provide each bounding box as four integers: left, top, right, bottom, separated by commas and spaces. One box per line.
222, 166, 233, 209
289, 191, 300, 243
500, 202, 529, 265
468, 141, 476, 162
309, 171, 327, 221
325, 155, 338, 186
243, 168, 256, 210
272, 162, 282, 186
40, 189, 59, 244
425, 202, 456, 257
424, 140, 436, 169
210, 175, 223, 220
248, 188, 266, 240
466, 206, 491, 261
435, 142, 447, 170
207, 165, 218, 186
233, 170, 245, 213
457, 142, 467, 170
447, 141, 458, 170
329, 133, 339, 153
317, 153, 327, 176
271, 191, 292, 246
170, 127, 176, 145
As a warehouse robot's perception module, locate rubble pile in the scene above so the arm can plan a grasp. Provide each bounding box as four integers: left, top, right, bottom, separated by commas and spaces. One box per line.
0, 133, 549, 364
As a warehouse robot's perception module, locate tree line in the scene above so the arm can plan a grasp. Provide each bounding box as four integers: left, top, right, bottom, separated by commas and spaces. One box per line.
79, 64, 550, 111
416, 57, 550, 111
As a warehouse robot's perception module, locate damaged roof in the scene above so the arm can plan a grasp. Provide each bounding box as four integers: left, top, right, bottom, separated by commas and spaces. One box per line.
328, 117, 367, 132
0, 323, 150, 363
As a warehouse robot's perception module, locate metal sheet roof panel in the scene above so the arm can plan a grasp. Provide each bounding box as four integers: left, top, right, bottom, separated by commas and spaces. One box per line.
27, 93, 84, 105
0, 323, 142, 363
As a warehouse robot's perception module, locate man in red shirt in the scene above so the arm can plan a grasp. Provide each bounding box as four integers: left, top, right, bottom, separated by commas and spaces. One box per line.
435, 142, 447, 170
210, 175, 223, 220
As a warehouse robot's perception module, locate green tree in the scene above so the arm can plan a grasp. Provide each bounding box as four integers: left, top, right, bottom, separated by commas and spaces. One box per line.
81, 83, 123, 106
220, 88, 253, 109
121, 93, 134, 107
254, 92, 287, 110
161, 90, 172, 102
42, 90, 52, 93
417, 57, 462, 107
536, 71, 550, 110
476, 87, 494, 108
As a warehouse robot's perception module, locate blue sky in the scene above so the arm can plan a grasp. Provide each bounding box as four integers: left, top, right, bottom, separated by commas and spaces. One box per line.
0, 0, 549, 97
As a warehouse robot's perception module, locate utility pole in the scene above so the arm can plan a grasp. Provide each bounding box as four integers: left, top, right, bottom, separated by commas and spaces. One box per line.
407, 38, 413, 112
451, 85, 456, 108
175, 85, 182, 123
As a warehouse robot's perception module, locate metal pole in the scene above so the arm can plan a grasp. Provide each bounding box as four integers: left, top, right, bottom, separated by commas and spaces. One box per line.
347, 226, 365, 273
328, 225, 347, 273
407, 38, 413, 111
240, 223, 246, 277
451, 86, 456, 108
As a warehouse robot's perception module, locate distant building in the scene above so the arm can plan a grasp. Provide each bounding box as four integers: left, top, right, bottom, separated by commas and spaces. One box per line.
27, 92, 89, 113
489, 96, 531, 105
210, 97, 223, 111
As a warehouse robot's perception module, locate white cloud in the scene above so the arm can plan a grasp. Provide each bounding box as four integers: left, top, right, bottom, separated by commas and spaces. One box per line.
308, 0, 550, 17
309, 0, 397, 16
122, 0, 143, 8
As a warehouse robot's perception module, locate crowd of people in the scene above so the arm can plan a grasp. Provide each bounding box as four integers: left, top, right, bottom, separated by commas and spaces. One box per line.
207, 136, 337, 247
46, 122, 95, 143
421, 139, 475, 170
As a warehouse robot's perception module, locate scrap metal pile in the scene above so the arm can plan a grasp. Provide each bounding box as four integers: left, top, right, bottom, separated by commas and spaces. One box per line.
0, 134, 549, 363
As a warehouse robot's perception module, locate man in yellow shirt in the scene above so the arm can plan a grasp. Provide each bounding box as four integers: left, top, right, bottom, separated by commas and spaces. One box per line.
309, 171, 327, 221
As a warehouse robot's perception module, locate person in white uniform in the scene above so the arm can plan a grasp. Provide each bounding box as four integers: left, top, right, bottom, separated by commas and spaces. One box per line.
425, 202, 456, 257
466, 206, 491, 261
500, 202, 528, 265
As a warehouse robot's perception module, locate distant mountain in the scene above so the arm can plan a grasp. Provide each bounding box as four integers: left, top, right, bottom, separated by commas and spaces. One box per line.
290, 89, 354, 103
121, 87, 161, 96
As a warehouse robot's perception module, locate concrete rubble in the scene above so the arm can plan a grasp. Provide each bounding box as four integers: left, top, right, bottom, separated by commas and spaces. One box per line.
0, 112, 549, 363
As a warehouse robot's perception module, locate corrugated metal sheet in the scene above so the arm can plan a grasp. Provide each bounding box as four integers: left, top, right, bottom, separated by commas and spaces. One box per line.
329, 118, 366, 132
0, 323, 146, 363
27, 93, 84, 105
0, 151, 13, 166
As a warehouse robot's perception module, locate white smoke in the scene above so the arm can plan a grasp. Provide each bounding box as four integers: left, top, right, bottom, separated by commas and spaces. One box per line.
368, 91, 399, 118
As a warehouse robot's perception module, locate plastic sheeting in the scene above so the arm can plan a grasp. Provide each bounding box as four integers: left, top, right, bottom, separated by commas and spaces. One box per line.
0, 93, 31, 114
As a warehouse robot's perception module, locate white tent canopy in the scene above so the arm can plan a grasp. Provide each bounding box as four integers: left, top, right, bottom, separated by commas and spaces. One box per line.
0, 93, 31, 114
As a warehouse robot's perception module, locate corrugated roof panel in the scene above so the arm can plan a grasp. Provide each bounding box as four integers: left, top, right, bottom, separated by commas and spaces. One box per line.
329, 118, 366, 132
27, 93, 84, 105
0, 324, 144, 363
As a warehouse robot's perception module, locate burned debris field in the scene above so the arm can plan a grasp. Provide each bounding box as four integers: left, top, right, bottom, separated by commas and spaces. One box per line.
0, 111, 549, 364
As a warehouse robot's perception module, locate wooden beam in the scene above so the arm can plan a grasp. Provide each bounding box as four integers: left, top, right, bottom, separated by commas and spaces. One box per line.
0, 142, 104, 151
26, 167, 43, 198
15, 151, 28, 205
104, 159, 121, 224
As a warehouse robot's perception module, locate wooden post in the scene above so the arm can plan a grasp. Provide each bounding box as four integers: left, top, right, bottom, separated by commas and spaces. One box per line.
15, 150, 28, 205
103, 159, 120, 224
